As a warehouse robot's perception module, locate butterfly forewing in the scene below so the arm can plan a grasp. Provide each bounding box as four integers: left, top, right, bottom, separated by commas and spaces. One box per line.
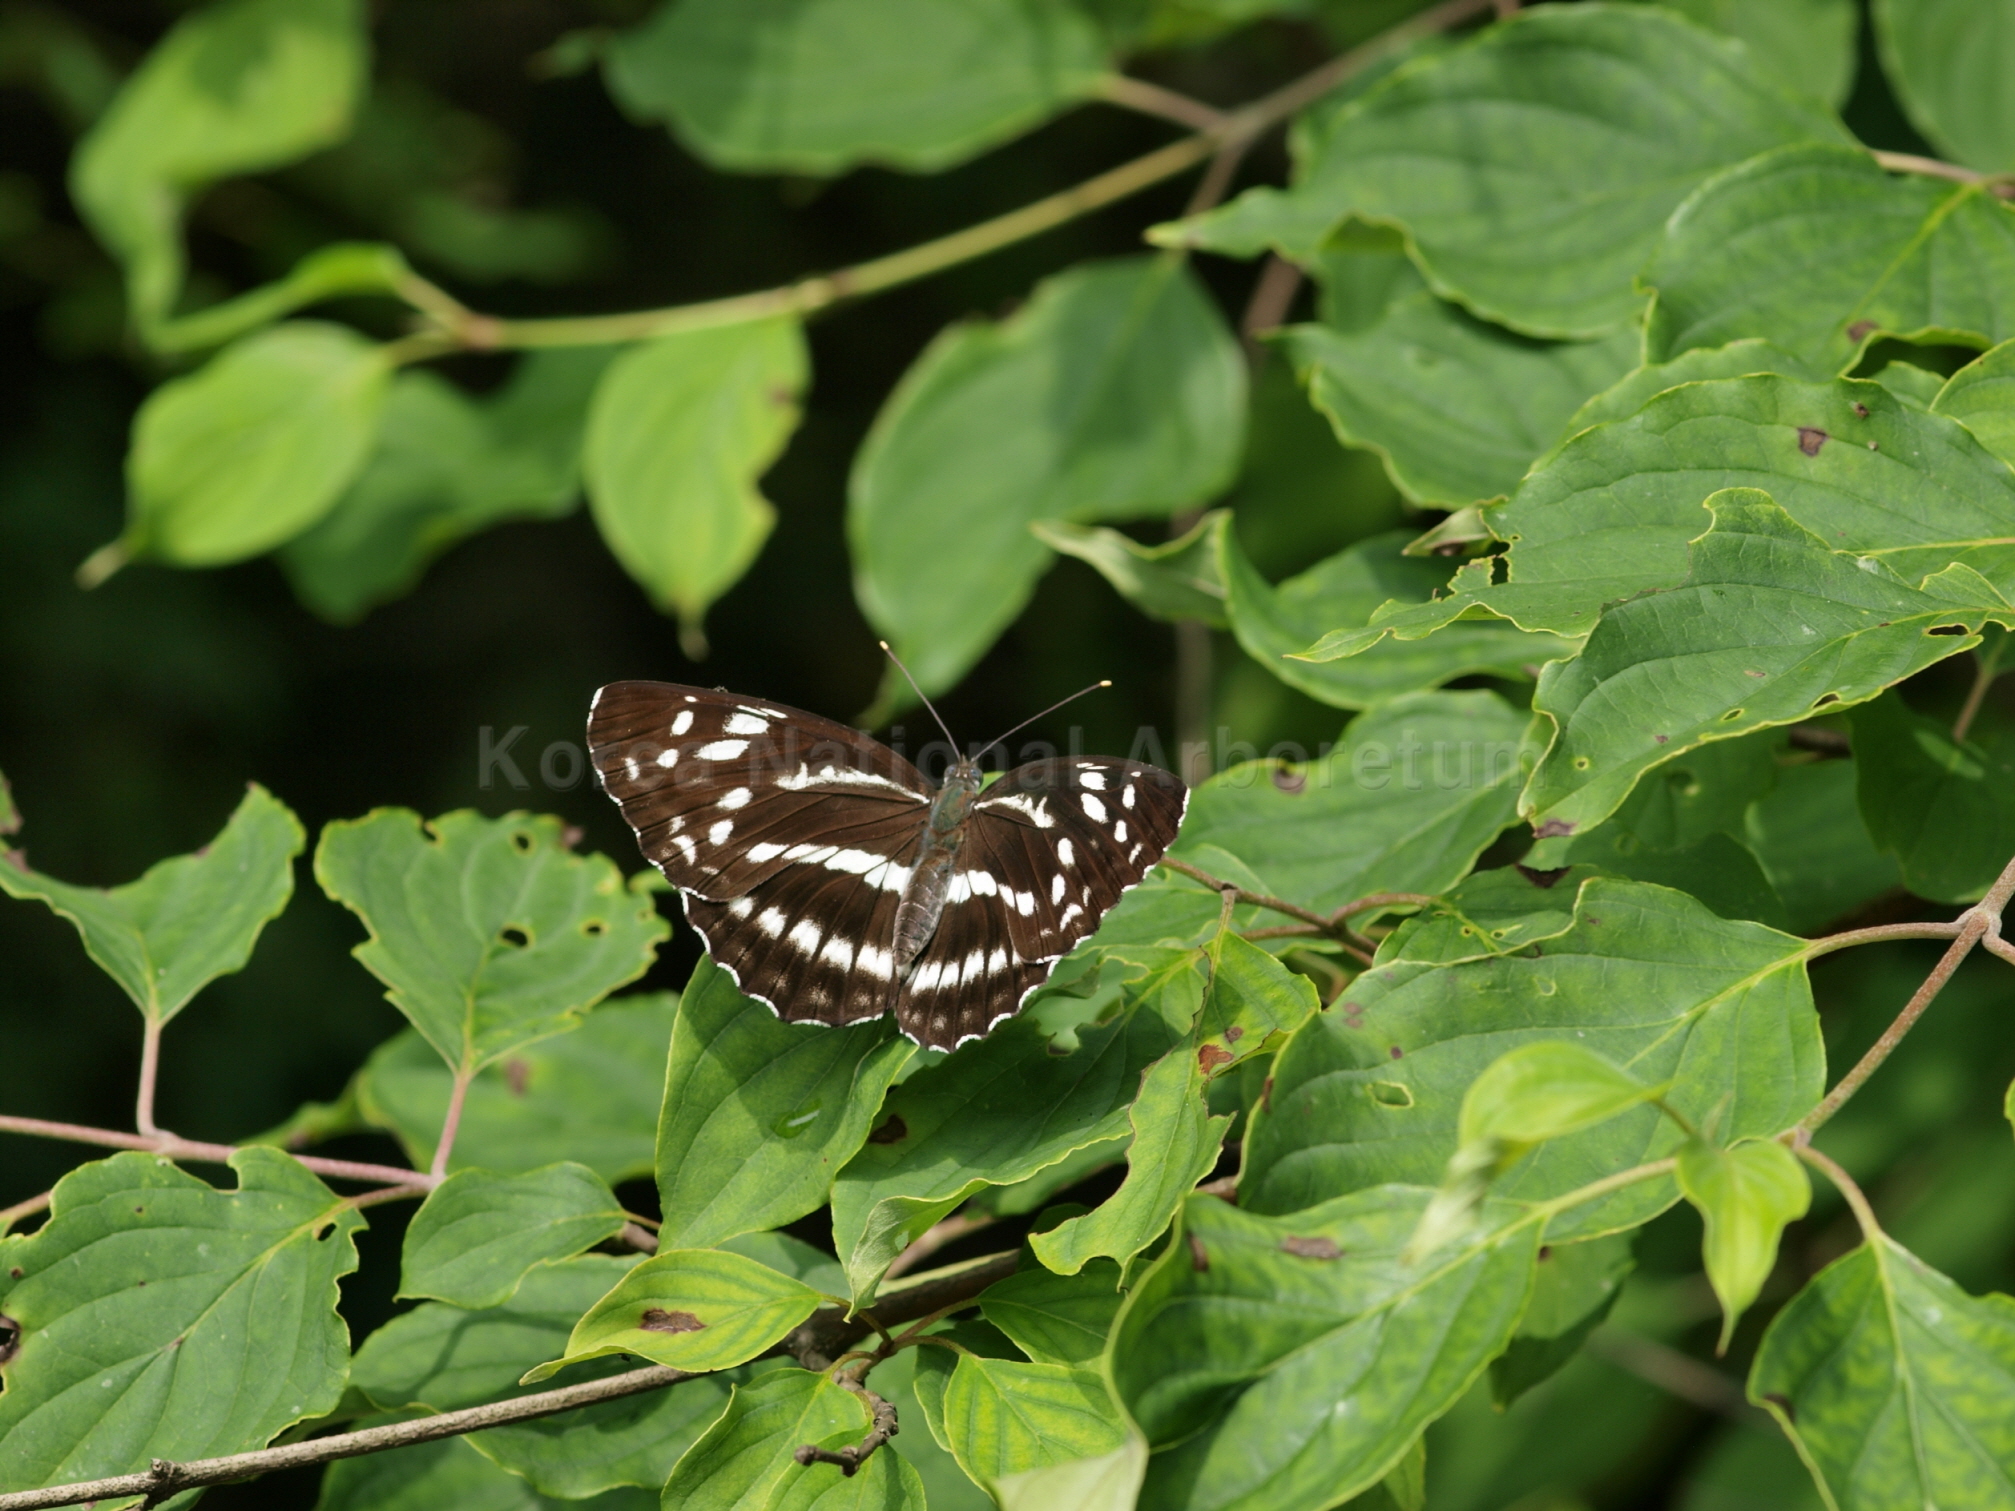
587, 682, 1186, 1050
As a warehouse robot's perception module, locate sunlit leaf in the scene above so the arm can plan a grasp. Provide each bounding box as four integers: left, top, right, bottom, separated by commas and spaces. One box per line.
1375, 865, 1585, 968
994, 1435, 1146, 1511
938, 1356, 1129, 1491
659, 1368, 879, 1510
317, 1434, 657, 1511
399, 1162, 625, 1309
978, 1262, 1124, 1365
1677, 1138, 1809, 1352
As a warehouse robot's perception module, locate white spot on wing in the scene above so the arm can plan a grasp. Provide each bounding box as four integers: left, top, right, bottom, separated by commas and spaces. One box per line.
671, 835, 697, 865
657, 748, 678, 768
1081, 793, 1107, 822
718, 787, 752, 810
858, 943, 894, 981
709, 819, 735, 845
748, 841, 786, 863
1057, 838, 1075, 868
1122, 784, 1137, 810
1114, 819, 1128, 843
788, 920, 822, 955
671, 709, 694, 735
727, 897, 753, 918
1051, 872, 1066, 905
1080, 768, 1106, 790
821, 936, 854, 970
724, 712, 768, 736
696, 740, 749, 760
947, 872, 973, 904
980, 791, 1053, 827
757, 907, 786, 938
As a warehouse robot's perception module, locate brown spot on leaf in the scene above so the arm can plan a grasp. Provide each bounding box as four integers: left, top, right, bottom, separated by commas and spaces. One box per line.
1847, 320, 1878, 343
1798, 427, 1828, 456
641, 1309, 706, 1334
1224, 1024, 1244, 1043
1533, 819, 1575, 839
1654, 733, 1669, 744
1271, 766, 1306, 794
1280, 1235, 1343, 1260
1852, 402, 1871, 419
1198, 1044, 1235, 1073
1260, 1076, 1274, 1112
868, 1114, 908, 1145
561, 825, 584, 850
1389, 1045, 1404, 1060
1516, 865, 1571, 889
1584, 916, 1601, 927
7, 1268, 20, 1279
505, 1059, 531, 1098
1539, 1246, 1552, 1261
1188, 1233, 1209, 1272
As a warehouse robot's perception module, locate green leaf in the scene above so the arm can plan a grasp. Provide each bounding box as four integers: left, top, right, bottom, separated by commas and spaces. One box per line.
120, 321, 390, 568
1196, 930, 1318, 1062
69, 0, 368, 331
603, 0, 1105, 176
1645, 144, 2015, 371
1852, 689, 2015, 904
1629, 0, 1858, 107
353, 994, 674, 1182
1458, 1042, 1663, 1152
0, 1149, 361, 1493
315, 808, 667, 1076
142, 240, 411, 357
583, 317, 806, 652
283, 349, 613, 623
1176, 690, 1534, 912
1031, 513, 1229, 628
1744, 758, 1902, 933
994, 1436, 1147, 1511
1874, 0, 2015, 172
1030, 1048, 1230, 1275
1750, 1234, 2015, 1507
1563, 338, 1822, 434
1935, 337, 2015, 466
523, 1248, 826, 1383
399, 1162, 625, 1309
1157, 6, 1845, 337
978, 1261, 1125, 1364
850, 256, 1245, 709
831, 1002, 1188, 1305
1303, 374, 2015, 651
1677, 1138, 1809, 1352
658, 956, 915, 1251
938, 1356, 1129, 1490
658, 1367, 875, 1510
1241, 877, 1821, 1239
769, 1442, 926, 1510
1111, 1188, 1540, 1511
317, 1434, 657, 1511
1523, 489, 2013, 839
0, 781, 301, 1024
349, 1255, 754, 1497
1376, 866, 1585, 968
1281, 292, 1639, 507
1488, 1231, 1635, 1406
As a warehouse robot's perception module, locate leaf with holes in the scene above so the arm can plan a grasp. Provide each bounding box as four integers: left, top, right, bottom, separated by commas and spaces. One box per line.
1241, 877, 1819, 1240
1851, 688, 2015, 904
0, 782, 301, 1026
979, 1262, 1125, 1365
522, 1248, 826, 1383
1523, 489, 2015, 839
1110, 1188, 1540, 1511
657, 956, 914, 1251
1375, 865, 1587, 968
1678, 1138, 1810, 1352
398, 1162, 625, 1309
1750, 1234, 2015, 1506
0, 1149, 360, 1495
314, 808, 667, 1077
1195, 931, 1318, 1063
658, 1367, 886, 1510
1031, 514, 1228, 628
937, 1356, 1129, 1492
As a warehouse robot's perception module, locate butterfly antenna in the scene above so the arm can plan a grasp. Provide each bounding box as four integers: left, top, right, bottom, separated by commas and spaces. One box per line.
877, 640, 960, 747
972, 681, 1112, 766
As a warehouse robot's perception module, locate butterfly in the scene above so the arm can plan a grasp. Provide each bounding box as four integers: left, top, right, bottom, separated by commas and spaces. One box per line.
586, 669, 1186, 1050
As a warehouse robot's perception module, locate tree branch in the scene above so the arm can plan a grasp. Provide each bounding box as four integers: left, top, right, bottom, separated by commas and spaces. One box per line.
1800, 920, 1966, 958
0, 1189, 52, 1235
1094, 74, 1228, 132
0, 1113, 437, 1190
794, 1381, 899, 1477
1795, 1143, 1883, 1242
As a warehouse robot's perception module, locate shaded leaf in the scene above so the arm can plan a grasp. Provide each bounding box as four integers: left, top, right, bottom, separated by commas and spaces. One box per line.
1629, 0, 1858, 107
1645, 144, 2015, 371
658, 1367, 872, 1510
1678, 1138, 1809, 1351
978, 1261, 1125, 1365
584, 316, 806, 651
1744, 758, 1901, 933
1750, 1235, 2015, 1507
1563, 338, 1822, 435
315, 808, 667, 1075
1157, 6, 1844, 336
1489, 1231, 1635, 1406
603, 0, 1104, 176
939, 1356, 1129, 1490
850, 256, 1244, 709
658, 956, 914, 1251
317, 1435, 656, 1511
0, 782, 301, 1024
399, 1162, 625, 1309
1112, 1188, 1540, 1511
1936, 337, 2015, 466
1032, 513, 1228, 628
0, 1150, 360, 1494
523, 1248, 825, 1382
1241, 878, 1820, 1239
1873, 0, 2015, 172
1852, 688, 2015, 904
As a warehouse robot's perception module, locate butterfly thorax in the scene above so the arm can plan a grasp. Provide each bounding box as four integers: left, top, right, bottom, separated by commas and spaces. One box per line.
892, 759, 984, 974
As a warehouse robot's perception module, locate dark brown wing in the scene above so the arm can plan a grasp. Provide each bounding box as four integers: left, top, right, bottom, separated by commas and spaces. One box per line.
893, 883, 1047, 1049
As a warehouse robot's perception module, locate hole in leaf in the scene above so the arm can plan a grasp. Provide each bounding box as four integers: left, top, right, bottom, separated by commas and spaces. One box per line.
1368, 1081, 1413, 1109
0, 1315, 18, 1366
1813, 692, 1841, 708
1721, 708, 1745, 721
582, 920, 606, 936
1927, 624, 1968, 636
500, 926, 531, 948
1572, 757, 1590, 771
1271, 766, 1306, 794
511, 832, 535, 852
315, 1222, 336, 1242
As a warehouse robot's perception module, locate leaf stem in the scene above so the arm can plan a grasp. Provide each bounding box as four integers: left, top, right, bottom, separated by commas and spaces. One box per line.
1952, 630, 2006, 742
0, 1189, 52, 1234
1795, 1143, 1883, 1242
1800, 920, 1965, 958
134, 1016, 165, 1139
1094, 74, 1229, 132
0, 1112, 438, 1189
430, 1067, 475, 1178
1871, 149, 2015, 197
795, 1381, 899, 1477
1534, 1157, 1678, 1220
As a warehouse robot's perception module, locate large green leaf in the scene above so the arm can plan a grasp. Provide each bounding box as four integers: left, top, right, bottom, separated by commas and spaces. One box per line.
1874, 0, 2015, 172
68, 0, 368, 332
350, 994, 674, 1181
1677, 1138, 1809, 1352
1217, 520, 1574, 711
1743, 758, 1901, 933
1176, 690, 1534, 912
399, 1162, 625, 1309
1375, 865, 1586, 968
1032, 514, 1229, 628
524, 1248, 827, 1383
1110, 1188, 1540, 1511
283, 349, 612, 622
1851, 689, 2015, 905
0, 1149, 361, 1493
1564, 338, 1822, 433
1240, 877, 1821, 1239
1302, 374, 2015, 651
830, 1000, 1190, 1304
603, 0, 1105, 176
849, 256, 1244, 708
979, 1262, 1126, 1365
658, 1367, 886, 1510
349, 1255, 749, 1496
1645, 145, 2015, 371
315, 809, 667, 1076
995, 1438, 1147, 1511
583, 317, 807, 652
0, 782, 301, 1025
1488, 1230, 1635, 1406
1282, 291, 1639, 506
1936, 338, 2015, 466
1750, 1235, 2015, 1507
1629, 0, 1858, 107
938, 1356, 1129, 1491
657, 956, 914, 1251
317, 1435, 656, 1511
1156, 5, 1846, 337
1523, 489, 2013, 839
121, 321, 390, 567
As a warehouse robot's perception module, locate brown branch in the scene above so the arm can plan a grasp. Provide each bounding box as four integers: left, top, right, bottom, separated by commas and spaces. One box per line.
0, 1113, 437, 1190
794, 1382, 899, 1477
1095, 74, 1228, 132
0, 1189, 52, 1234
1871, 148, 2015, 197
1801, 920, 1966, 958
783, 1250, 1021, 1372
1795, 1144, 1883, 1242
1239, 254, 1305, 365
1161, 857, 1336, 935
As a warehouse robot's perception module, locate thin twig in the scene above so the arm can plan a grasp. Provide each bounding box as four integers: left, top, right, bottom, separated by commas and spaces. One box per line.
0, 1189, 52, 1234
430, 1068, 474, 1179
1871, 148, 2014, 191
346, 1183, 431, 1212
1800, 920, 1966, 958
0, 1113, 437, 1189
1332, 892, 1436, 922
1795, 1144, 1883, 1242
1952, 634, 2006, 742
1583, 1329, 1763, 1424
134, 1017, 165, 1139
1238, 254, 1305, 366
1161, 857, 1335, 935
1095, 74, 1228, 132
795, 1382, 899, 1477
883, 1211, 997, 1280
1183, 135, 1255, 218
618, 1222, 659, 1252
